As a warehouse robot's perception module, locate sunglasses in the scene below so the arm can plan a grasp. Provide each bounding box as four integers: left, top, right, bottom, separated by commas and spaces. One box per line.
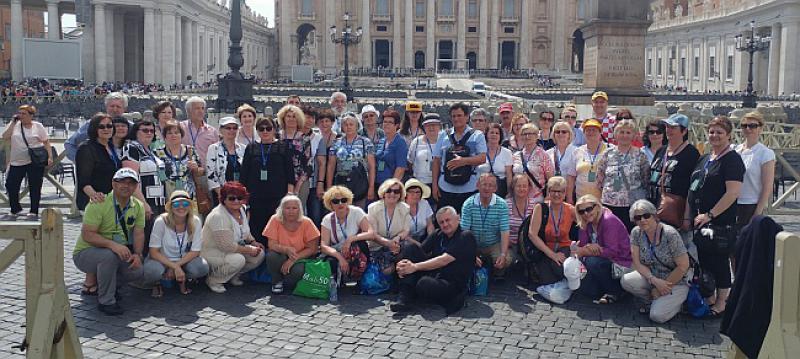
554, 130, 570, 135
139, 128, 155, 134
741, 123, 761, 130
222, 126, 239, 131
633, 213, 653, 222
577, 204, 596, 215
257, 126, 274, 132
647, 130, 664, 135
385, 188, 402, 195
563, 115, 577, 119
226, 196, 245, 202
540, 117, 555, 122
97, 124, 114, 130
331, 198, 348, 205
521, 132, 537, 137
549, 189, 565, 194
171, 199, 191, 208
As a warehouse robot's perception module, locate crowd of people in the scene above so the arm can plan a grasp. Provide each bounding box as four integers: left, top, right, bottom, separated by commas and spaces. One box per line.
1, 90, 776, 321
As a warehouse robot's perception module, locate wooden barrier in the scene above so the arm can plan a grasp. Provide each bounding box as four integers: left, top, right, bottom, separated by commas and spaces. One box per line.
0, 209, 83, 358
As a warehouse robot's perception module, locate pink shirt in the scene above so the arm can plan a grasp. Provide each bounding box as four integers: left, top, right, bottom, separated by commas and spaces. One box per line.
180, 120, 219, 167
9, 121, 48, 166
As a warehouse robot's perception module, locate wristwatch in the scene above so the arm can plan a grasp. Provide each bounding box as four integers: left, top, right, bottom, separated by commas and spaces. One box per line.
707, 211, 716, 220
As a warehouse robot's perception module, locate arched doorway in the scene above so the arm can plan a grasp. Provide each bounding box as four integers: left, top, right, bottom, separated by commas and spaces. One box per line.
375, 40, 391, 68
414, 51, 425, 69
466, 52, 477, 70
438, 41, 454, 70
501, 41, 516, 69
296, 23, 317, 66
572, 29, 584, 73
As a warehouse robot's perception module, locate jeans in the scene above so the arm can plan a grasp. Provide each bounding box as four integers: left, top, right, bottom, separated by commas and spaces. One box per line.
307, 188, 325, 228
578, 256, 624, 300
142, 257, 209, 286
6, 163, 45, 214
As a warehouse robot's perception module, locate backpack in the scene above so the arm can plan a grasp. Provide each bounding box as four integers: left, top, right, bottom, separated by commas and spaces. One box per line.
443, 129, 475, 185
517, 204, 548, 265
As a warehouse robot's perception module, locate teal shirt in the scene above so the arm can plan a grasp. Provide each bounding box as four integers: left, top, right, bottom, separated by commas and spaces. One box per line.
460, 193, 510, 248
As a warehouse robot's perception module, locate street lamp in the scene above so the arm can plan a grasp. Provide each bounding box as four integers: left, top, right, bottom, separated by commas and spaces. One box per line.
735, 20, 770, 108
329, 12, 363, 101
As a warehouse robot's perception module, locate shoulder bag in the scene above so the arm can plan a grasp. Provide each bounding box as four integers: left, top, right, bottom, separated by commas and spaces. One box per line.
20, 124, 48, 167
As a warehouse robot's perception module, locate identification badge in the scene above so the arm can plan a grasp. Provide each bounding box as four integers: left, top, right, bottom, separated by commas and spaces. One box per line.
234, 172, 240, 181
690, 179, 700, 191
587, 171, 596, 182
613, 177, 622, 191
650, 171, 659, 183
112, 233, 126, 244
377, 161, 385, 172
157, 170, 167, 181
260, 170, 269, 181
175, 179, 185, 190
146, 185, 162, 198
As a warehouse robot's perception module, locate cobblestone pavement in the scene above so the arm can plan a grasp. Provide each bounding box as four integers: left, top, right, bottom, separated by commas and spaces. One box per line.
0, 214, 796, 358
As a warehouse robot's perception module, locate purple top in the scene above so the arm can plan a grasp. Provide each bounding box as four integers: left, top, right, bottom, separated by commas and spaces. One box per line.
578, 208, 632, 267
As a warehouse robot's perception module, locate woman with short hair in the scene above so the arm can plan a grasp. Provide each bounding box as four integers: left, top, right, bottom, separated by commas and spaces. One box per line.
403, 179, 435, 241
326, 113, 377, 207
75, 113, 120, 211
277, 105, 312, 211
478, 123, 513, 198
375, 109, 409, 188
547, 121, 577, 203
502, 113, 528, 152
735, 111, 775, 226
236, 104, 259, 145
151, 101, 176, 150
206, 117, 246, 204
153, 120, 203, 200
641, 119, 667, 163
570, 119, 609, 200
319, 186, 375, 285
263, 195, 321, 294
367, 178, 414, 275
512, 123, 554, 203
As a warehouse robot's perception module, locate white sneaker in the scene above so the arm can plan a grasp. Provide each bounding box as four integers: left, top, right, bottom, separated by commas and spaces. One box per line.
271, 281, 284, 294
206, 279, 226, 293
229, 275, 244, 286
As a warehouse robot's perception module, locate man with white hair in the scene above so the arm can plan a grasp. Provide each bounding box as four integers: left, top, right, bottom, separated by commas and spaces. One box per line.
179, 96, 218, 167
330, 91, 348, 133
65, 92, 129, 161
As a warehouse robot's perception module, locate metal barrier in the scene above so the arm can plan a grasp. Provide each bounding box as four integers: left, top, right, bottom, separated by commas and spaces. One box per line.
0, 209, 83, 358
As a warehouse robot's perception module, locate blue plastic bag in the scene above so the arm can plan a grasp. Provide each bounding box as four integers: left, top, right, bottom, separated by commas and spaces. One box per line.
245, 259, 272, 284
360, 262, 391, 295
470, 267, 489, 296
686, 283, 710, 318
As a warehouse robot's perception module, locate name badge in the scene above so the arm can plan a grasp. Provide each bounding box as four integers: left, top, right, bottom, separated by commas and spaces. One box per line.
175, 179, 185, 190
377, 161, 385, 172
112, 233, 126, 244
650, 171, 659, 183
157, 170, 167, 181
146, 185, 163, 198
260, 170, 269, 181
587, 171, 596, 182
690, 179, 700, 191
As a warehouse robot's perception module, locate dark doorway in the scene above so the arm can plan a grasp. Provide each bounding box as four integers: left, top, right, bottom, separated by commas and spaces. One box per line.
572, 29, 584, 73
438, 40, 453, 70
414, 51, 425, 69
501, 41, 516, 69
375, 40, 391, 68
467, 52, 477, 70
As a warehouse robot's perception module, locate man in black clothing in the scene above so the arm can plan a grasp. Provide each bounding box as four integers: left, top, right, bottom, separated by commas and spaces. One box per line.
390, 206, 478, 315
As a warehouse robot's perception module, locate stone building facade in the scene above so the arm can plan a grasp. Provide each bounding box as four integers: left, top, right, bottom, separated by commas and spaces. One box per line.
0, 3, 45, 78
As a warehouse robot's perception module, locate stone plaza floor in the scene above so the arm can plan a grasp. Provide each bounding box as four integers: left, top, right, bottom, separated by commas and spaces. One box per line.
0, 184, 797, 359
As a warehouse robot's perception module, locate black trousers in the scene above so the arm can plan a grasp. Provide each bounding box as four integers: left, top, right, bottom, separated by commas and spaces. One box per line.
607, 205, 634, 233
6, 164, 44, 214
396, 243, 463, 308
248, 198, 281, 246
438, 189, 476, 215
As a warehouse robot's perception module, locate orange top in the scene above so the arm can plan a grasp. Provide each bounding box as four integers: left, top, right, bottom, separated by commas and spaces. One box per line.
543, 202, 576, 250
263, 216, 320, 252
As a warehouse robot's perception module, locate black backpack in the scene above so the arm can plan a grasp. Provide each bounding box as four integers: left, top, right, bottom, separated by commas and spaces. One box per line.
443, 129, 474, 185
518, 204, 548, 264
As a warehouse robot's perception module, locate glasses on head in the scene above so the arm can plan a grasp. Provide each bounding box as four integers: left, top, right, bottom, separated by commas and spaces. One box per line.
741, 123, 761, 130
139, 128, 155, 134
647, 130, 664, 135
633, 213, 653, 222
554, 130, 570, 135
577, 204, 596, 215
222, 126, 239, 131
385, 188, 402, 195
331, 198, 348, 205
257, 126, 273, 132
171, 199, 191, 208
226, 196, 245, 202
97, 124, 114, 130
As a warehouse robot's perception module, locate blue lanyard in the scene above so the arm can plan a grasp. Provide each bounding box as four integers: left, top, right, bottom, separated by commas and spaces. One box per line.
513, 197, 528, 220
108, 140, 121, 168
222, 142, 239, 173
384, 206, 394, 238
175, 229, 187, 256
113, 196, 131, 232
704, 147, 730, 176
588, 143, 602, 166
550, 203, 564, 239
643, 225, 663, 261
411, 207, 419, 234
187, 123, 201, 147
334, 211, 348, 244
478, 200, 490, 240
240, 130, 254, 145
555, 147, 565, 171
259, 143, 273, 168
486, 149, 498, 176
165, 146, 184, 178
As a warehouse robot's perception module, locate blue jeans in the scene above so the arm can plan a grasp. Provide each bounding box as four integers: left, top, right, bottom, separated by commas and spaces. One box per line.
307, 188, 324, 228
578, 256, 623, 300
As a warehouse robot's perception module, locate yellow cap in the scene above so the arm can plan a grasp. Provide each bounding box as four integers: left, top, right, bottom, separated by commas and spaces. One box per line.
591, 91, 609, 102
582, 118, 602, 129
405, 101, 423, 112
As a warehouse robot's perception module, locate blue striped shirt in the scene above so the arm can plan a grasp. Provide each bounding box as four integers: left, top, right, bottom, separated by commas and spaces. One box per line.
460, 194, 510, 248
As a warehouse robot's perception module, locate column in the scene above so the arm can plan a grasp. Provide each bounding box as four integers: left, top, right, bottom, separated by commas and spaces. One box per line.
426, 0, 435, 68
114, 10, 125, 81
81, 13, 95, 83
490, 0, 500, 68
10, 0, 23, 81
553, 0, 567, 70
478, 0, 488, 68
46, 0, 61, 40
457, 0, 466, 69
279, 0, 293, 77
361, 0, 372, 68
717, 37, 724, 92
768, 23, 782, 96
405, 0, 414, 68
161, 10, 176, 85
192, 21, 199, 81
519, 0, 531, 69
94, 3, 108, 82
324, 0, 337, 72
182, 18, 192, 82
175, 15, 183, 84
779, 21, 799, 94
143, 7, 156, 83
393, 0, 403, 68
105, 9, 115, 81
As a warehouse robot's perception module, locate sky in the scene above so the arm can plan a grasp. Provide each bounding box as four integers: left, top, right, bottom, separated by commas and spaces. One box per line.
55, 0, 276, 30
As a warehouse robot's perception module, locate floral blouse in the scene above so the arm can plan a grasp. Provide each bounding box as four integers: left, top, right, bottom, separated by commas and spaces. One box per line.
121, 140, 166, 209
206, 141, 246, 191
281, 131, 312, 183
596, 146, 650, 207
512, 146, 554, 201
153, 144, 200, 198
329, 135, 375, 177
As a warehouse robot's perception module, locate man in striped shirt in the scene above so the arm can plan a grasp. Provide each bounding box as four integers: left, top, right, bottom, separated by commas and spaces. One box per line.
460, 174, 512, 279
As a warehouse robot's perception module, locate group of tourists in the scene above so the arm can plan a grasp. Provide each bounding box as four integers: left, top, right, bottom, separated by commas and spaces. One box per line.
2, 90, 775, 321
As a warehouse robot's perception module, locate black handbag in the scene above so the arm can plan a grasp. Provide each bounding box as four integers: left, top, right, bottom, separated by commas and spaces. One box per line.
20, 124, 48, 167
333, 138, 369, 201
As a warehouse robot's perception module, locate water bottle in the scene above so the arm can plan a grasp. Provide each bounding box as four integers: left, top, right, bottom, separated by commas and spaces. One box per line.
329, 275, 338, 302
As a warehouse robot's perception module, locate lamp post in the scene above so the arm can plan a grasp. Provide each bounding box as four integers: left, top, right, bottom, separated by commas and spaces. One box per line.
735, 20, 770, 108
329, 12, 363, 101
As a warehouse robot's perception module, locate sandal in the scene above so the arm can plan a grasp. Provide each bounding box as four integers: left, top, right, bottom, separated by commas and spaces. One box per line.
81, 283, 98, 296
594, 294, 618, 305
707, 308, 725, 318
179, 283, 192, 295
151, 285, 163, 299
639, 305, 651, 314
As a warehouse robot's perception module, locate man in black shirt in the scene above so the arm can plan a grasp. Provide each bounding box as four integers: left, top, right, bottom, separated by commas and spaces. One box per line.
391, 206, 478, 315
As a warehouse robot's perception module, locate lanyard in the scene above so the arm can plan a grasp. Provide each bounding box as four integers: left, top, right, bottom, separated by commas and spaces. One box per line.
165, 146, 184, 178
588, 143, 602, 167
175, 229, 187, 256
334, 211, 348, 244
411, 206, 419, 234
222, 142, 239, 173
343, 136, 357, 158
486, 149, 498, 176
478, 200, 490, 241
704, 147, 730, 176
187, 123, 201, 147
113, 196, 131, 234
643, 225, 663, 261
588, 222, 598, 244
259, 143, 273, 168
384, 206, 394, 238
513, 197, 528, 220
240, 130, 254, 145
108, 140, 121, 168
554, 147, 565, 174
550, 203, 564, 240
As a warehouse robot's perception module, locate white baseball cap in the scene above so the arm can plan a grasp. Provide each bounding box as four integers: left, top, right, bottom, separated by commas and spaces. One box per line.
360, 104, 380, 117
113, 168, 140, 183
219, 116, 239, 127
563, 256, 587, 290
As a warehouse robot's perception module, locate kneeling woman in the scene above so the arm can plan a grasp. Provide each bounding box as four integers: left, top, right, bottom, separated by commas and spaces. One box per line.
319, 186, 375, 284
263, 195, 321, 294
574, 194, 632, 304
201, 182, 265, 293
622, 199, 690, 323
143, 191, 209, 297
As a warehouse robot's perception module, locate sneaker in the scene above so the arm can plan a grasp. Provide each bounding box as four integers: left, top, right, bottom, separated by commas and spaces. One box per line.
0, 213, 18, 221
389, 293, 414, 313
98, 303, 124, 316
271, 281, 284, 294
229, 275, 244, 286
206, 279, 226, 293
22, 213, 38, 221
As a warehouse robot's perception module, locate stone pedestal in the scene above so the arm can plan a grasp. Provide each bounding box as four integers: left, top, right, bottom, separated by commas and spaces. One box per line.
217, 77, 254, 112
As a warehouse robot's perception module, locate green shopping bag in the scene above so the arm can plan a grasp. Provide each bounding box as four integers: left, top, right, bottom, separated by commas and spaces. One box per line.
292, 259, 331, 299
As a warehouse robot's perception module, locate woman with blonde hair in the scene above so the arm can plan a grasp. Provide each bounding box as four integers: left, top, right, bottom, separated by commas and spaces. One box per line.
320, 186, 376, 285
735, 111, 775, 226
367, 178, 414, 275
236, 104, 259, 145
547, 121, 577, 202
143, 190, 208, 297
277, 104, 312, 211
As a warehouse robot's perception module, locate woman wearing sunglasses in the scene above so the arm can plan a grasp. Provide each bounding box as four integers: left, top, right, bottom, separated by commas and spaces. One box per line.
621, 199, 690, 323
574, 194, 632, 304
152, 120, 203, 201
320, 186, 376, 286
240, 117, 295, 245
206, 117, 246, 206
122, 120, 167, 250
735, 112, 775, 226
546, 121, 577, 203
641, 119, 667, 163
143, 191, 208, 298
201, 182, 265, 293
367, 178, 414, 276
263, 195, 320, 294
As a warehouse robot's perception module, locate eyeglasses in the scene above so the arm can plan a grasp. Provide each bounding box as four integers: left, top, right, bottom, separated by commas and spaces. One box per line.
385, 188, 402, 195
554, 130, 570, 135
222, 126, 239, 131
472, 118, 486, 122
171, 199, 191, 208
331, 198, 348, 205
97, 124, 114, 130
633, 213, 653, 222
226, 196, 245, 202
741, 123, 761, 130
647, 130, 664, 135
257, 126, 273, 132
540, 117, 555, 122
406, 190, 422, 195
549, 189, 565, 194
577, 204, 596, 215
521, 132, 537, 137
139, 128, 155, 134
563, 115, 577, 119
